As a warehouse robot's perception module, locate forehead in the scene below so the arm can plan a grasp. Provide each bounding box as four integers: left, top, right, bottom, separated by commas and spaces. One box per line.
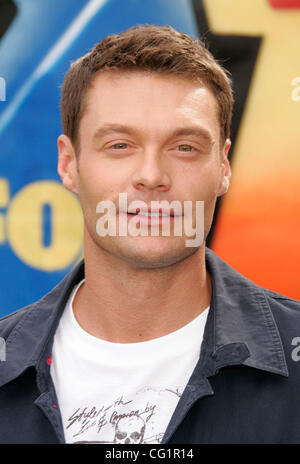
80, 71, 220, 140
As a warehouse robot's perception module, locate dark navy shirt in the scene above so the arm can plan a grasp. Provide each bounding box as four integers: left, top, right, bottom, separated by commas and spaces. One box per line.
0, 247, 300, 444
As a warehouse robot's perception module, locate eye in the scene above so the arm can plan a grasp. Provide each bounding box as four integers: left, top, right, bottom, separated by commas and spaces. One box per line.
111, 143, 128, 149
177, 144, 194, 152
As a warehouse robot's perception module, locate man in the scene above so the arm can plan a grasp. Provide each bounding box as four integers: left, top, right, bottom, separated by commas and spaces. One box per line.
0, 25, 299, 445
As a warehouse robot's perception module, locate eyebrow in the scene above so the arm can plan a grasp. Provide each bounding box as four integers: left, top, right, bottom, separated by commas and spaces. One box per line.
170, 127, 215, 148
93, 124, 136, 140
92, 124, 215, 148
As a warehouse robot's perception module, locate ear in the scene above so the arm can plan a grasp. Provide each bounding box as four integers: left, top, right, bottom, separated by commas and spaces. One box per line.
217, 138, 232, 197
57, 134, 79, 194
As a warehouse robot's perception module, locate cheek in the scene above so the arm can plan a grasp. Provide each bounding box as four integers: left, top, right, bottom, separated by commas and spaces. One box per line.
184, 163, 221, 202
79, 155, 132, 193
77, 162, 112, 200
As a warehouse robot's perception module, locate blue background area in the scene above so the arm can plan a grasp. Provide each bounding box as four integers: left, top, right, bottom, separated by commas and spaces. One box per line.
0, 0, 199, 316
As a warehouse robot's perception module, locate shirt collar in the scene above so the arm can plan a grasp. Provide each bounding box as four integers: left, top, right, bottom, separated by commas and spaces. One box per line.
0, 260, 84, 388
204, 248, 288, 377
0, 247, 288, 388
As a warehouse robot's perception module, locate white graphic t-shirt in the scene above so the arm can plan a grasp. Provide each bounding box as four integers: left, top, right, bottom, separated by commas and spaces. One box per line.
50, 280, 209, 444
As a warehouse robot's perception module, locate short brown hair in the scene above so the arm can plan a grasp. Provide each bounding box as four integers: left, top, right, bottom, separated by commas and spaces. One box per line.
60, 25, 233, 153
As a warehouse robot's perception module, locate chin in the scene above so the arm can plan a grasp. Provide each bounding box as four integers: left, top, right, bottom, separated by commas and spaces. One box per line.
115, 236, 200, 270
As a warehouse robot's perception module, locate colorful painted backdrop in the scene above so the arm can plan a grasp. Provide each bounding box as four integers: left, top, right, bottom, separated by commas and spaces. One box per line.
0, 0, 299, 316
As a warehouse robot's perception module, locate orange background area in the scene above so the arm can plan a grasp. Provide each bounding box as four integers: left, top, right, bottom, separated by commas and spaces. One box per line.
212, 175, 300, 299
204, 0, 300, 299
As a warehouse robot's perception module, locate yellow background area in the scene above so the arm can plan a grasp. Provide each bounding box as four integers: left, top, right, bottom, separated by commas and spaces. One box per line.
6, 181, 83, 271
203, 0, 300, 298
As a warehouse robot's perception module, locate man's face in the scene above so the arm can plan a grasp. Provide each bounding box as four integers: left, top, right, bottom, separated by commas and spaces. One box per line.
58, 71, 231, 269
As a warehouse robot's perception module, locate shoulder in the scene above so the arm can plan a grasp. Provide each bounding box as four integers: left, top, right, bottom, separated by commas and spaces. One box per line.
261, 287, 300, 329
206, 247, 300, 308
0, 259, 85, 342
0, 303, 37, 341
205, 247, 300, 330
263, 287, 300, 307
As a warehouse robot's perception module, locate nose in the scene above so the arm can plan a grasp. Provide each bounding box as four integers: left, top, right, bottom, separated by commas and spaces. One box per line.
131, 150, 171, 192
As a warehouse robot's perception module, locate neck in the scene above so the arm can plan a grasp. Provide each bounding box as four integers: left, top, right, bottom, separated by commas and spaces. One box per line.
73, 237, 211, 343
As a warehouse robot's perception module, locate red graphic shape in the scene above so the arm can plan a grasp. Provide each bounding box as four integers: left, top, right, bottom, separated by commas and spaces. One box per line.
46, 355, 52, 366
269, 0, 300, 8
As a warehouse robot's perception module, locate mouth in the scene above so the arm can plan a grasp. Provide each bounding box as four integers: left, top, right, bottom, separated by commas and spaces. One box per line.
127, 211, 174, 217
125, 208, 182, 226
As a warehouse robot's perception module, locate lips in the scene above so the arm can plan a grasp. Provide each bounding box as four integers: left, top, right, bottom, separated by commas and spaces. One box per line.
126, 206, 182, 217
124, 206, 184, 228
127, 211, 174, 217
133, 211, 171, 217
